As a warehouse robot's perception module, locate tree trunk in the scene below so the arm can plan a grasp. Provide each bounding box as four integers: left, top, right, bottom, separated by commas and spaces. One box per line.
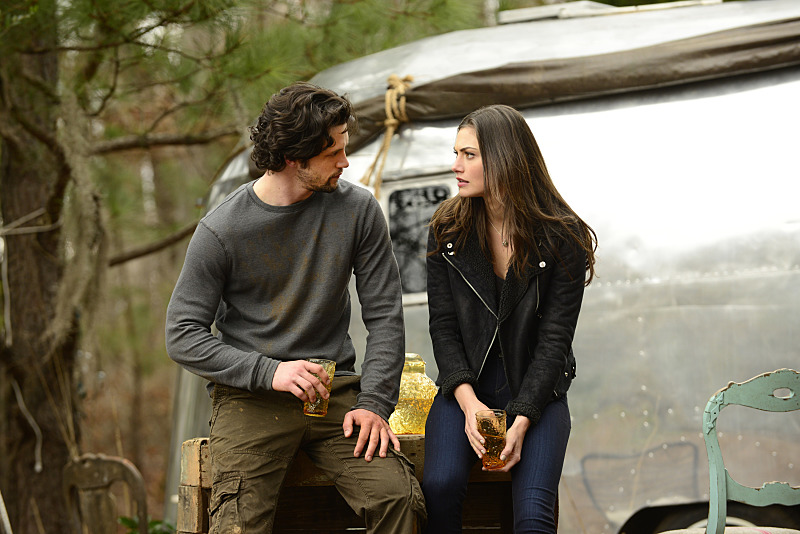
0, 2, 79, 532
0, 139, 78, 534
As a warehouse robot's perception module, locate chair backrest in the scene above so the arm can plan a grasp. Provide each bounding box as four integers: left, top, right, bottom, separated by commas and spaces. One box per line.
703, 368, 800, 534
63, 453, 148, 534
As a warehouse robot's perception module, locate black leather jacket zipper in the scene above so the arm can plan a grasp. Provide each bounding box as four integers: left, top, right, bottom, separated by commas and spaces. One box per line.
443, 252, 500, 379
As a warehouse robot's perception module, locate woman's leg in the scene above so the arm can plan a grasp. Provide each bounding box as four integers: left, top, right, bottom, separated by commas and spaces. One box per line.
421, 392, 479, 534
511, 396, 571, 534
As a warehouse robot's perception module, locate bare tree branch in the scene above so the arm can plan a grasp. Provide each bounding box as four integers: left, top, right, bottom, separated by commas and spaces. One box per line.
20, 70, 61, 104
91, 126, 241, 154
10, 106, 74, 222
83, 48, 121, 117
108, 221, 198, 267
10, 105, 59, 148
0, 208, 46, 235
0, 112, 27, 153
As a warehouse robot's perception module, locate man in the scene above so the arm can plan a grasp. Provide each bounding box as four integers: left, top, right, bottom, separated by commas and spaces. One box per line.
166, 82, 424, 533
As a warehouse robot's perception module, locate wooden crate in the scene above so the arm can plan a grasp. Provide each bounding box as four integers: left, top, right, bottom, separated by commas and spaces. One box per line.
177, 435, 513, 534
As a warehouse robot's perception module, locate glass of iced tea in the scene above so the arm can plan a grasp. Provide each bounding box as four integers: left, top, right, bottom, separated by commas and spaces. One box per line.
475, 409, 507, 470
303, 358, 335, 417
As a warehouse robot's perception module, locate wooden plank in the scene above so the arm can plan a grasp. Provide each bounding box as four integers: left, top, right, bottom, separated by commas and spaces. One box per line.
274, 486, 362, 532
179, 434, 514, 533
176, 485, 209, 534
463, 481, 513, 531
180, 438, 210, 488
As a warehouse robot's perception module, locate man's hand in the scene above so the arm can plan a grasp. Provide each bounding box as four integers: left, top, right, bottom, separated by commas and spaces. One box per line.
343, 409, 400, 462
272, 360, 331, 403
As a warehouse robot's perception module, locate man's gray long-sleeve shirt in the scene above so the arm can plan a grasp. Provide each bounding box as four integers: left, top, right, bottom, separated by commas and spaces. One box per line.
165, 179, 405, 421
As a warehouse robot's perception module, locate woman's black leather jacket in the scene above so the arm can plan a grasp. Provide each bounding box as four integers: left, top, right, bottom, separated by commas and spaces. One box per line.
426, 227, 586, 425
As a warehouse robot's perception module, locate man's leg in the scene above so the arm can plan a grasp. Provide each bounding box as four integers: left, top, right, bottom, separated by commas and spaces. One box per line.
303, 376, 426, 534
208, 384, 304, 534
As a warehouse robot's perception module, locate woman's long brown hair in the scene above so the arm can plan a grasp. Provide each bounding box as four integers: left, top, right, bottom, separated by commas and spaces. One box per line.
429, 105, 597, 285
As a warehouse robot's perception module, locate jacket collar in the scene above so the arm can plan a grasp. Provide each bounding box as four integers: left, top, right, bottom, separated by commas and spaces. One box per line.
442, 229, 498, 313
444, 229, 548, 321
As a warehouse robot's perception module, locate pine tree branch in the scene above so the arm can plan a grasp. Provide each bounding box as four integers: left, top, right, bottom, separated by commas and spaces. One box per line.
145, 79, 225, 133
108, 221, 198, 267
23, 34, 237, 66
20, 0, 220, 58
91, 127, 241, 154
123, 64, 204, 94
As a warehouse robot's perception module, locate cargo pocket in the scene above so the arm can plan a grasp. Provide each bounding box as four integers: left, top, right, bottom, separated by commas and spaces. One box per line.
391, 449, 428, 528
209, 476, 243, 534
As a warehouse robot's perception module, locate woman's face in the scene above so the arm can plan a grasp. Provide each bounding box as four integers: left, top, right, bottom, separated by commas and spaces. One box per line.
452, 127, 484, 198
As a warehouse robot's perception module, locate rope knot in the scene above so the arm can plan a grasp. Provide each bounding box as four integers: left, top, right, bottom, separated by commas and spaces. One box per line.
361, 74, 414, 198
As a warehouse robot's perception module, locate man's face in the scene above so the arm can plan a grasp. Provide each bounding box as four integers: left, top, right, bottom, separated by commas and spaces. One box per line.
297, 124, 350, 193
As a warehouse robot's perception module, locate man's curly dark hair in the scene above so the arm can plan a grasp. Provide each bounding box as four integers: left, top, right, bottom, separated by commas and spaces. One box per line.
249, 82, 356, 173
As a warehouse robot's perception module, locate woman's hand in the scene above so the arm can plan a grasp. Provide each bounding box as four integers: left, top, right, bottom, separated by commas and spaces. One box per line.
453, 383, 491, 458
495, 415, 530, 472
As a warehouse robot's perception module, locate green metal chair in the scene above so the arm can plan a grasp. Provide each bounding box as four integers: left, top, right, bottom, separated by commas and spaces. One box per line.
662, 368, 800, 534
63, 453, 148, 534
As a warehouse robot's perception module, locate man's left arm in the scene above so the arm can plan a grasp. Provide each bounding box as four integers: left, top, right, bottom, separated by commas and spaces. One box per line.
348, 194, 405, 460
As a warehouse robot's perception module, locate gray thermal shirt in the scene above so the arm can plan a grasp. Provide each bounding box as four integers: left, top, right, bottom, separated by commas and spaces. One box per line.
165, 179, 405, 421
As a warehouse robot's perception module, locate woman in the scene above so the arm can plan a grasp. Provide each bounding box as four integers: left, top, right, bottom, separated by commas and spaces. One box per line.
422, 104, 597, 533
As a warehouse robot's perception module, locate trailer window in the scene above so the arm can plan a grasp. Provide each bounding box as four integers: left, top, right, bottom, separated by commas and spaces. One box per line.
388, 185, 450, 294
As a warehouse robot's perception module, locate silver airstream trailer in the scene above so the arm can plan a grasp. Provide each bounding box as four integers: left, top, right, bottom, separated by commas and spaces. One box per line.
165, 1, 800, 531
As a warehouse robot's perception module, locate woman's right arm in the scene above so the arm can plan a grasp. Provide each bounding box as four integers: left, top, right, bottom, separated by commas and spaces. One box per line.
426, 229, 488, 457
454, 383, 491, 459
426, 229, 476, 395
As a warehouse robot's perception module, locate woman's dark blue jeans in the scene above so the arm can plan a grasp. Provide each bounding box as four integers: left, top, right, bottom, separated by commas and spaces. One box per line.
422, 355, 571, 534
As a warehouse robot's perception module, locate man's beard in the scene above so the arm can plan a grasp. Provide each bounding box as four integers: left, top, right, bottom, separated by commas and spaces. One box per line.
298, 167, 339, 193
